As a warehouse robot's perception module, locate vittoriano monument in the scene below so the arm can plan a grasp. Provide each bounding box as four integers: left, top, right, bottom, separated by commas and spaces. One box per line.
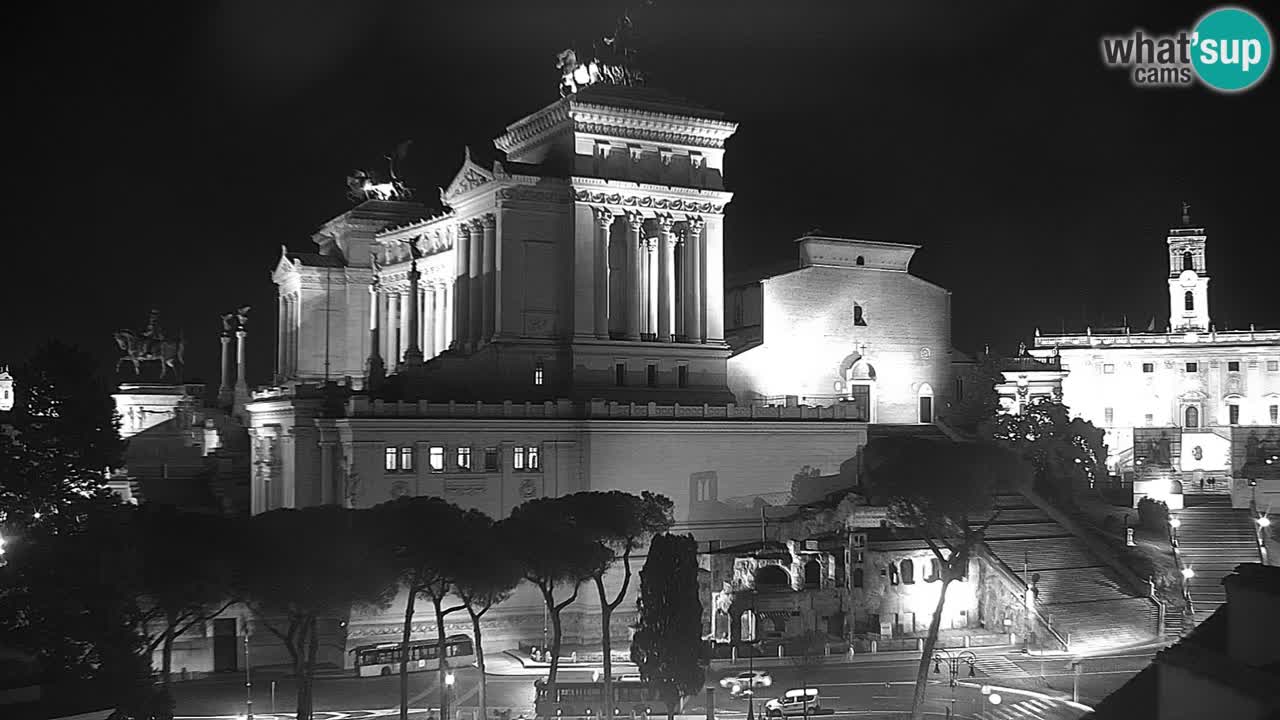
114, 309, 185, 381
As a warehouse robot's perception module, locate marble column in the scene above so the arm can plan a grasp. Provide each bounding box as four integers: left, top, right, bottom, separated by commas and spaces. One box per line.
235, 328, 248, 393
704, 215, 725, 343
469, 218, 483, 347
276, 296, 286, 380
685, 218, 704, 343
285, 295, 297, 375
594, 208, 613, 339
423, 284, 437, 358
387, 291, 400, 369
454, 224, 471, 351
367, 282, 384, 386
481, 214, 496, 343
626, 213, 643, 341
443, 284, 453, 350
646, 238, 658, 338
658, 215, 677, 342
403, 261, 423, 367
219, 333, 233, 397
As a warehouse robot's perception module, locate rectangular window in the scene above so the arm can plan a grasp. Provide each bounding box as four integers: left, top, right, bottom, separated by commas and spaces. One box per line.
385, 447, 398, 472
429, 446, 445, 473
1103, 364, 1115, 374
1229, 405, 1240, 425
1104, 407, 1114, 425
527, 444, 540, 470
514, 446, 526, 470
484, 448, 499, 472
1144, 413, 1154, 426
1228, 361, 1241, 372
1269, 360, 1279, 372
615, 362, 626, 386
456, 447, 472, 471
1142, 363, 1154, 373
1186, 362, 1198, 373
399, 447, 414, 472
678, 365, 689, 388
954, 378, 963, 402
647, 364, 657, 387
1271, 405, 1279, 424
534, 362, 544, 386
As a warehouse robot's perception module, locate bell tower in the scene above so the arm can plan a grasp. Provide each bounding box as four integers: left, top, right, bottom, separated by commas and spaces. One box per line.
1167, 203, 1210, 332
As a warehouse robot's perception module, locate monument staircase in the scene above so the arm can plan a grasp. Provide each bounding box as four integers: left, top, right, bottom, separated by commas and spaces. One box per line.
1175, 495, 1261, 624
980, 494, 1158, 653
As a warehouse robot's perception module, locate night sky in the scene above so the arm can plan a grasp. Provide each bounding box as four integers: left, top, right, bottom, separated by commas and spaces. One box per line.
7, 0, 1278, 389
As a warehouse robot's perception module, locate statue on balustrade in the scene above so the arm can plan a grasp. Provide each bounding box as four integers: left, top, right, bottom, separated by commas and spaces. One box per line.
114, 309, 185, 381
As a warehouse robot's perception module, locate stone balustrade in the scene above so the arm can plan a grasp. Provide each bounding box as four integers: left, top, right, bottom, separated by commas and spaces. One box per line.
344, 396, 869, 421
1036, 328, 1280, 348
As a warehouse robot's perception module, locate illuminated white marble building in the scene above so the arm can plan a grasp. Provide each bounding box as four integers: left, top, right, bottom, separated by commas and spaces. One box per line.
246, 76, 959, 659
1020, 213, 1280, 507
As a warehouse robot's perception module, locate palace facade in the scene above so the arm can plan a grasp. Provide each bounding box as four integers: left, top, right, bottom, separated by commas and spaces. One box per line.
1013, 213, 1280, 509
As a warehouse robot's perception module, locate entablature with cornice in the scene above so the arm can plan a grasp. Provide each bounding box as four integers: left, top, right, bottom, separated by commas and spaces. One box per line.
571, 176, 732, 218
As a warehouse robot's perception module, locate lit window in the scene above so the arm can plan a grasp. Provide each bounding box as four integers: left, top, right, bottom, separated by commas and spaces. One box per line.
534, 362, 545, 386
1186, 362, 1198, 373
1144, 413, 1154, 425
888, 565, 899, 586
677, 365, 688, 388
514, 446, 526, 470
615, 362, 626, 386
456, 447, 472, 471
647, 364, 657, 387
900, 559, 915, 585
1103, 364, 1115, 374
1142, 363, 1154, 373
1228, 404, 1240, 425
399, 447, 414, 472
1104, 408, 1114, 425
1271, 405, 1278, 424
484, 448, 499, 472
853, 304, 866, 327
429, 446, 445, 472
527, 444, 540, 470
1228, 361, 1240, 372
385, 447, 398, 472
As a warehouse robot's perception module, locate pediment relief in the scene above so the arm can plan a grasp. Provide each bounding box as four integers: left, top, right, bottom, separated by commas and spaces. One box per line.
271, 246, 299, 283
442, 148, 495, 203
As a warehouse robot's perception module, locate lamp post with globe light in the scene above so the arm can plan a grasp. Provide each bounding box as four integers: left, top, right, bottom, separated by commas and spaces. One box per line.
931, 650, 976, 719
445, 671, 455, 720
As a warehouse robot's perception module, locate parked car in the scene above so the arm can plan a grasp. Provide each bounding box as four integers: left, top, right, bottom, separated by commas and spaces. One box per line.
720, 670, 773, 693
764, 687, 821, 717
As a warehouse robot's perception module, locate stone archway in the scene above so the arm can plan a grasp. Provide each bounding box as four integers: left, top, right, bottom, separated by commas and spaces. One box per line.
838, 352, 876, 422
756, 564, 791, 590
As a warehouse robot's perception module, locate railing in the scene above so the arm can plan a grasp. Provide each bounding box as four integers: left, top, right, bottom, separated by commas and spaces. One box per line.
978, 542, 1071, 652
1035, 328, 1280, 347
344, 397, 871, 421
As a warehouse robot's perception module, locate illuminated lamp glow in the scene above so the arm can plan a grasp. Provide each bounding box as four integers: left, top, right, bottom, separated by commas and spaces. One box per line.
988, 693, 1002, 705
1258, 516, 1272, 528
445, 672, 455, 686
1181, 567, 1195, 580
1169, 518, 1181, 529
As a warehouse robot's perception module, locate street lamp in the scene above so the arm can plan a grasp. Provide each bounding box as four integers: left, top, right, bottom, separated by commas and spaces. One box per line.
1181, 566, 1195, 580
932, 650, 976, 719
1258, 515, 1272, 529
1169, 516, 1181, 546
445, 672, 455, 720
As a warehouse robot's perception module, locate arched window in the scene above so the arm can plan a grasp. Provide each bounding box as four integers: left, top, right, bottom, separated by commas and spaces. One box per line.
1185, 405, 1200, 428
1183, 251, 1194, 271
1185, 291, 1194, 311
852, 568, 864, 588
855, 256, 865, 266
803, 559, 821, 588
900, 559, 915, 584
926, 558, 941, 582
853, 304, 867, 326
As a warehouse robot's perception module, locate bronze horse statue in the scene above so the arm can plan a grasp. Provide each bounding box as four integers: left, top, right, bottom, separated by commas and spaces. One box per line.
114, 330, 185, 380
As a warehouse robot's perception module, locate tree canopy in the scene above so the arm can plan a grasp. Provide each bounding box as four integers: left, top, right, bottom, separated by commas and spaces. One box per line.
631, 533, 704, 720
983, 397, 1108, 505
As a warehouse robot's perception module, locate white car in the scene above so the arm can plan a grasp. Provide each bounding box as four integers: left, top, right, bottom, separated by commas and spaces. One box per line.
719, 670, 773, 693
764, 688, 821, 717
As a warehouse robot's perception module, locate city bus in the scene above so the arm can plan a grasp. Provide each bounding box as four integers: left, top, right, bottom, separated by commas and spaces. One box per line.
351, 634, 475, 677
534, 676, 664, 718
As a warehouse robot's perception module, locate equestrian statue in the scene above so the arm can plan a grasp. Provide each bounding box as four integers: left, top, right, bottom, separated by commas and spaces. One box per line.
115, 309, 185, 380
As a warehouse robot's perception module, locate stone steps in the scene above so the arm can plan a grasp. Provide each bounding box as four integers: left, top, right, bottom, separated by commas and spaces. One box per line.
1174, 497, 1260, 625
985, 538, 1102, 571
983, 523, 1074, 540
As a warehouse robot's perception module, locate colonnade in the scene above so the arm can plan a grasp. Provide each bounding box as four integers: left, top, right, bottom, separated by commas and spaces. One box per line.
594, 209, 708, 343
276, 292, 300, 377
369, 279, 454, 370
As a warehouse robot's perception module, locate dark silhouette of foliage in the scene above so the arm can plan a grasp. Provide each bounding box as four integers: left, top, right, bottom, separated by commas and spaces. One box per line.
983, 398, 1107, 506
453, 510, 522, 720
631, 533, 705, 720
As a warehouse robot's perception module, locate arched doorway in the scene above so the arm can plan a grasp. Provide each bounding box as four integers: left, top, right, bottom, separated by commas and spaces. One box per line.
917, 383, 935, 423
838, 353, 877, 422
1185, 405, 1200, 428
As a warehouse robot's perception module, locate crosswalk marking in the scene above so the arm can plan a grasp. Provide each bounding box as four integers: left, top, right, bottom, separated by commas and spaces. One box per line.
972, 654, 1032, 678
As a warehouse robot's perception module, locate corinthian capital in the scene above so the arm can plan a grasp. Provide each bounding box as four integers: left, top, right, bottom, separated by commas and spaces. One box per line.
480, 213, 497, 230
657, 214, 677, 235
685, 215, 705, 238
593, 206, 616, 229
626, 211, 645, 232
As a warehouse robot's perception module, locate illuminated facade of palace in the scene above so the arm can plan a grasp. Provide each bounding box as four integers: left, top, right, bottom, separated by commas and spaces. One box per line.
1014, 213, 1280, 509
247, 76, 961, 660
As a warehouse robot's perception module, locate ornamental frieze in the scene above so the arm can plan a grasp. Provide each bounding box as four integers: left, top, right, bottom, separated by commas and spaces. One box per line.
573, 189, 724, 214
573, 121, 727, 149
496, 187, 572, 205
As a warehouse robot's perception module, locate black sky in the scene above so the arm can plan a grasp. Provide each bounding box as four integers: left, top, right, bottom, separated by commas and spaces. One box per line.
7, 0, 1278, 387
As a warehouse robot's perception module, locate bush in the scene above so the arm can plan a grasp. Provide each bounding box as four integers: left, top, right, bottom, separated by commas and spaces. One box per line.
1137, 498, 1170, 531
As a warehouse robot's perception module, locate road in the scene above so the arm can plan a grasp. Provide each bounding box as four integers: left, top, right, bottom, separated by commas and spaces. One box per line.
169, 646, 1159, 720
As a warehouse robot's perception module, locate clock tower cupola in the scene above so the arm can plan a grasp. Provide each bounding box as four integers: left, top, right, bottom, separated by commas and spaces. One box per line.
1167, 203, 1210, 332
